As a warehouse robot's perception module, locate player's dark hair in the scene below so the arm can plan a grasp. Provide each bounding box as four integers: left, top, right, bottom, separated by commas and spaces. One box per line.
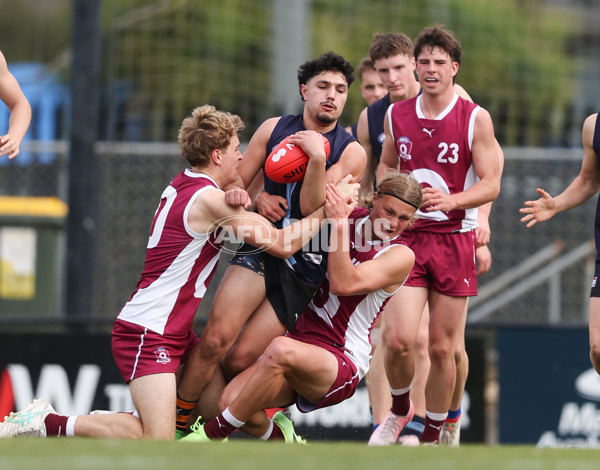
178, 105, 244, 168
368, 32, 414, 64
413, 24, 462, 68
297, 51, 355, 99
356, 56, 375, 81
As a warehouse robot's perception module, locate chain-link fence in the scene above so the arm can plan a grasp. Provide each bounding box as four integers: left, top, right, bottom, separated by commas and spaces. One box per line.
1, 0, 600, 330
473, 148, 595, 327
0, 142, 595, 329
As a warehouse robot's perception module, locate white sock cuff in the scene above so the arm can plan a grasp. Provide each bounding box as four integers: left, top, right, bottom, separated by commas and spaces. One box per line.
66, 416, 77, 436
425, 410, 448, 422
390, 385, 411, 396
222, 407, 245, 428
259, 420, 274, 440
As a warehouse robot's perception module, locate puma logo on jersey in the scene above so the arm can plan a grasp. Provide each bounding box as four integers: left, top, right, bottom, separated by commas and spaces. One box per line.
422, 128, 434, 137
464, 278, 470, 287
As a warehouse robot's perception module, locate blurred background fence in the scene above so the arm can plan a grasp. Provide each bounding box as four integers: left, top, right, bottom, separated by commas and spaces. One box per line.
1, 0, 600, 330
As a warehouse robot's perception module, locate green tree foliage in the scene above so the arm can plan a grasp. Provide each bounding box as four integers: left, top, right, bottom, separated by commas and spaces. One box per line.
102, 0, 272, 141
0, 0, 581, 147
0, 0, 71, 63
311, 0, 577, 146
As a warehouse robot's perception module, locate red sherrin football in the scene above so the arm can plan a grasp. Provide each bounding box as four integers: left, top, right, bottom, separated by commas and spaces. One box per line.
265, 134, 330, 183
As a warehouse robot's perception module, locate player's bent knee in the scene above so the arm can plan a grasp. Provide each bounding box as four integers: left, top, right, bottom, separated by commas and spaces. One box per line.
223, 348, 256, 378
200, 330, 235, 360
260, 336, 294, 368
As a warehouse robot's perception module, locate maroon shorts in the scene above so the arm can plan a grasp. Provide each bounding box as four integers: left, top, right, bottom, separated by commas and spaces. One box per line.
111, 319, 199, 383
289, 338, 360, 413
401, 230, 477, 296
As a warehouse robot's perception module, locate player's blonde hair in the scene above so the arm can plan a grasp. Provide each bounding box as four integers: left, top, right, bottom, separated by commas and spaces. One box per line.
178, 105, 244, 167
364, 170, 422, 219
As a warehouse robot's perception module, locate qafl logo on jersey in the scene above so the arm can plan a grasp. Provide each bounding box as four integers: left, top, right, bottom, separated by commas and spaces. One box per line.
154, 347, 171, 365
377, 132, 385, 145
396, 136, 412, 161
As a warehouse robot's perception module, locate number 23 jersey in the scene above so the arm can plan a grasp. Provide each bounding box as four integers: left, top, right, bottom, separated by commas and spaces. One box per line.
387, 93, 480, 233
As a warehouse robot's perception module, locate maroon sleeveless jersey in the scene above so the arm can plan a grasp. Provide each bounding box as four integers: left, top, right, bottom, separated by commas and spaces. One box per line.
387, 93, 481, 233
117, 170, 224, 336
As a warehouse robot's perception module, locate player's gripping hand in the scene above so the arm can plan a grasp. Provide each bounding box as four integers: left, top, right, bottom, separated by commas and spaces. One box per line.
255, 191, 288, 223
224, 188, 252, 209
335, 174, 360, 205
519, 188, 557, 228
325, 183, 356, 221
287, 130, 327, 162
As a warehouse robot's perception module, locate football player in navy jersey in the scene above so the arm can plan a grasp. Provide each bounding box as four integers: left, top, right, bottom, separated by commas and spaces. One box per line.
173, 52, 367, 436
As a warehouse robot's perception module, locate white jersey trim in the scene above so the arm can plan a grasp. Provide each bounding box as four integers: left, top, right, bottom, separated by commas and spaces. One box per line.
184, 185, 222, 237
467, 106, 481, 150
416, 93, 459, 120
386, 103, 396, 145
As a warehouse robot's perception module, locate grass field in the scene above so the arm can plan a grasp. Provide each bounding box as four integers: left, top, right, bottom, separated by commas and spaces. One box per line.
0, 439, 598, 470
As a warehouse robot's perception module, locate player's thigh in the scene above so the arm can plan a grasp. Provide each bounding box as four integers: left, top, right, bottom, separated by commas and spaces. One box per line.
276, 339, 340, 403
428, 291, 468, 347
222, 298, 287, 377
204, 265, 266, 337
381, 286, 428, 346
129, 372, 176, 439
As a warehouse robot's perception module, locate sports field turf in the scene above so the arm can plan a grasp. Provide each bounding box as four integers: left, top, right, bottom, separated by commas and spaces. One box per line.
0, 439, 598, 470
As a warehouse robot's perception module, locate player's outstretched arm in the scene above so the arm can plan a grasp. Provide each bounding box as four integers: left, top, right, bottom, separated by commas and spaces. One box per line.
520, 114, 600, 228
0, 51, 31, 159
193, 178, 358, 259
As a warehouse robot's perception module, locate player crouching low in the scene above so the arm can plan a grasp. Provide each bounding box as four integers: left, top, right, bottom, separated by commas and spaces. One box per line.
180, 171, 422, 443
